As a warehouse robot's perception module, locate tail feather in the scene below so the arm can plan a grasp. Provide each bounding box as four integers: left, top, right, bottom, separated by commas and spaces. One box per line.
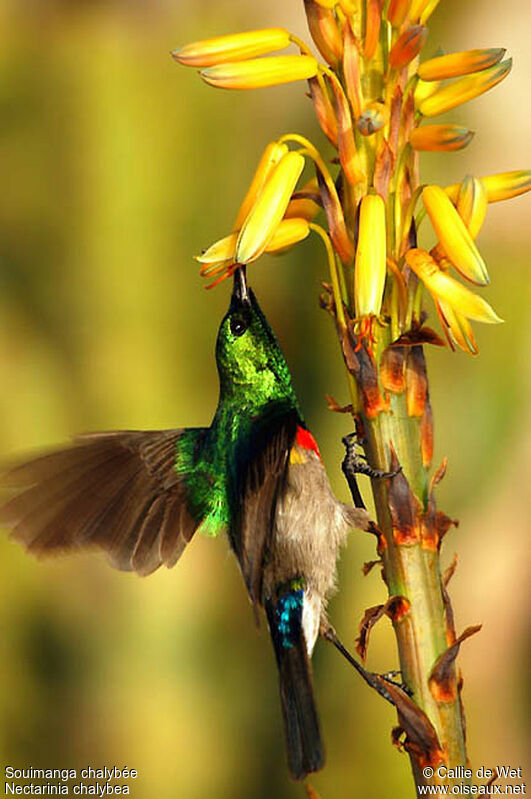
266, 596, 325, 780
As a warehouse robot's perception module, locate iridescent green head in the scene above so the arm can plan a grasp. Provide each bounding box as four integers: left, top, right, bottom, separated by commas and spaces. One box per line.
215, 269, 299, 411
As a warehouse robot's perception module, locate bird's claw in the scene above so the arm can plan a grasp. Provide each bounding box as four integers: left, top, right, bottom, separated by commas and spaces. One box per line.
342, 432, 402, 480
379, 670, 413, 696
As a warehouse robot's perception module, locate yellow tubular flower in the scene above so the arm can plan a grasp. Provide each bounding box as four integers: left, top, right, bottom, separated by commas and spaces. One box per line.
196, 232, 237, 265
233, 142, 288, 230
197, 218, 310, 277
407, 0, 431, 20
355, 195, 387, 317
409, 124, 474, 152
444, 170, 531, 205
389, 25, 428, 71
437, 300, 479, 355
418, 0, 442, 22
430, 244, 454, 273
481, 170, 531, 202
265, 217, 311, 252
456, 176, 487, 239
387, 0, 411, 28
284, 197, 321, 221
236, 151, 305, 263
443, 183, 460, 203
415, 77, 441, 105
172, 28, 291, 67
418, 59, 512, 117
418, 48, 506, 82
200, 55, 318, 90
405, 249, 502, 323
314, 0, 336, 7
422, 185, 489, 285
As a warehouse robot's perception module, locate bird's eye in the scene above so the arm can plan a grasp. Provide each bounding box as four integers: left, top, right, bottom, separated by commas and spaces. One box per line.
230, 315, 248, 337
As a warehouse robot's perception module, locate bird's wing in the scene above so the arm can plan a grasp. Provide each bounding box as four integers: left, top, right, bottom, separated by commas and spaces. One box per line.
231, 406, 300, 607
0, 429, 207, 576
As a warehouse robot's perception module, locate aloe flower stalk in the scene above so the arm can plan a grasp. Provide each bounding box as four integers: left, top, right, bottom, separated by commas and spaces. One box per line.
174, 4, 530, 794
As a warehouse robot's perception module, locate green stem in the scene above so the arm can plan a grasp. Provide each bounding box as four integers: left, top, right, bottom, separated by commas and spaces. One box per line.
359, 348, 468, 792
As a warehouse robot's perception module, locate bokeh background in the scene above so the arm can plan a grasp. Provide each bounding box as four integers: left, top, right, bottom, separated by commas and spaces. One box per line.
0, 1, 529, 797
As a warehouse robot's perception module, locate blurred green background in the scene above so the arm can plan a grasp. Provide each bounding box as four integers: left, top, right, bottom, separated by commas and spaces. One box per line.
0, 1, 529, 797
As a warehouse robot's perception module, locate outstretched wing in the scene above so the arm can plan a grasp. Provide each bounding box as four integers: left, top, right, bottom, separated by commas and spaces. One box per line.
0, 429, 207, 576
231, 405, 300, 606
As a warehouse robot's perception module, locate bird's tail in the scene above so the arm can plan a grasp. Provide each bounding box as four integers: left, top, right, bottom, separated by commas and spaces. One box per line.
265, 588, 325, 781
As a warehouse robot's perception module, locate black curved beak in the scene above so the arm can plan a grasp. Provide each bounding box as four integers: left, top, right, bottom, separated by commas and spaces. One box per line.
231, 266, 250, 307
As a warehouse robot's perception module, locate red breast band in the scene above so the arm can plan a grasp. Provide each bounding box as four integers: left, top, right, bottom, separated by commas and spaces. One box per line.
295, 427, 321, 459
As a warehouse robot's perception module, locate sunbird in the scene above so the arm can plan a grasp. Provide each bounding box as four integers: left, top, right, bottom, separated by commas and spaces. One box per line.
0, 268, 370, 780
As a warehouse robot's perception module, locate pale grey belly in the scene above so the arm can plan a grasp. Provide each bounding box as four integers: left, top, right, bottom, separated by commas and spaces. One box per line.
262, 455, 348, 601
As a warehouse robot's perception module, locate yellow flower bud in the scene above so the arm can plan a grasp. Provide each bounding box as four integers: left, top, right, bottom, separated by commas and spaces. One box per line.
409, 124, 474, 152
197, 218, 310, 280
443, 183, 460, 203
480, 170, 531, 203
284, 197, 321, 222
405, 249, 502, 323
389, 25, 428, 71
418, 48, 506, 82
339, 0, 358, 12
418, 59, 512, 117
172, 28, 291, 68
304, 1, 343, 68
422, 185, 489, 285
417, 0, 442, 22
355, 195, 387, 317
200, 55, 318, 90
265, 217, 311, 252
364, 0, 382, 60
387, 0, 411, 28
233, 142, 288, 230
414, 77, 441, 106
236, 151, 305, 263
456, 175, 487, 239
408, 0, 442, 22
407, 0, 431, 19
445, 170, 531, 204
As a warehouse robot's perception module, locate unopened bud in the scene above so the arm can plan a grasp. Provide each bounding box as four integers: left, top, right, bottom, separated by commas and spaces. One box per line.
200, 55, 318, 90
355, 195, 387, 317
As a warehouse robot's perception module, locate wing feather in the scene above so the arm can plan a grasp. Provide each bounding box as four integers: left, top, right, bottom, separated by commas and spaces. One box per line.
0, 429, 206, 576
159, 495, 196, 567
233, 406, 300, 605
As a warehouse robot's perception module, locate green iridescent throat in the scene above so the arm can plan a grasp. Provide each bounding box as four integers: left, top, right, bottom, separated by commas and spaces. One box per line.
174, 291, 302, 538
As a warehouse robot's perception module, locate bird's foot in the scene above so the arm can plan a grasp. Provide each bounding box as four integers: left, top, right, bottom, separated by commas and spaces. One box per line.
342, 432, 402, 480
379, 669, 413, 697
322, 626, 410, 707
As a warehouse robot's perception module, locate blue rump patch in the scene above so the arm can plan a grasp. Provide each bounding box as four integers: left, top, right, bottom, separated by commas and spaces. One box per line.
276, 590, 304, 649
